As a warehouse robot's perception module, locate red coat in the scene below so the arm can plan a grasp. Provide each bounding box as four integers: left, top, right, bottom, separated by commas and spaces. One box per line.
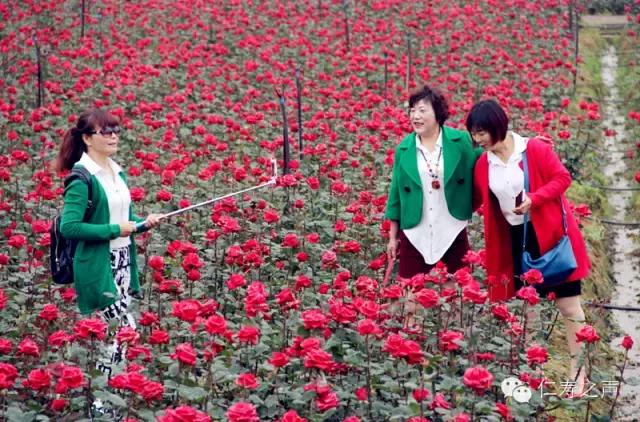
473, 137, 591, 302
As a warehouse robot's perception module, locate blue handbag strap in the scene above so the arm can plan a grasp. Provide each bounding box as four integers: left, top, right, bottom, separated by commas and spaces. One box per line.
522, 148, 567, 250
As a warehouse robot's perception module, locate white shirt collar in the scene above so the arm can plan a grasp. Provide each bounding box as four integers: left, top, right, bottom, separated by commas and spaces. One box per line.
415, 128, 443, 152
77, 152, 122, 176
487, 131, 527, 165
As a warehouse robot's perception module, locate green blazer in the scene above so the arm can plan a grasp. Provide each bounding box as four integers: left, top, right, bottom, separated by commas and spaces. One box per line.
385, 126, 481, 229
60, 164, 144, 315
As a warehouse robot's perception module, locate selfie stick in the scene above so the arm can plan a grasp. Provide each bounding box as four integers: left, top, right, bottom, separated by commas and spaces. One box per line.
135, 158, 278, 232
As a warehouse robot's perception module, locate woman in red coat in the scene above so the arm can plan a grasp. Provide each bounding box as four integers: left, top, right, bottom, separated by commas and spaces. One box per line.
467, 99, 591, 394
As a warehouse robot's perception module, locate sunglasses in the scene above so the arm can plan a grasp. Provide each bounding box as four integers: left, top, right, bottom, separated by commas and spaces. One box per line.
89, 126, 121, 136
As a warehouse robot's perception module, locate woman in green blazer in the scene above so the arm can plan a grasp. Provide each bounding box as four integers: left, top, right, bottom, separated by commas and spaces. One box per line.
385, 86, 481, 281
55, 109, 161, 384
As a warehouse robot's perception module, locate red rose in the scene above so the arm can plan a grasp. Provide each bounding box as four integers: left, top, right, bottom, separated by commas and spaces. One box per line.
171, 343, 197, 366
226, 402, 259, 422
303, 348, 335, 372
491, 304, 512, 322
357, 319, 380, 336
516, 286, 540, 305
116, 326, 140, 345
74, 318, 107, 340
39, 304, 59, 322
55, 365, 84, 394
526, 345, 549, 366
622, 335, 634, 350
413, 388, 431, 402
439, 330, 464, 352
148, 255, 164, 271
237, 326, 260, 345
158, 405, 211, 422
355, 386, 368, 401
0, 338, 12, 354
140, 380, 164, 401
148, 330, 170, 345
48, 331, 70, 348
24, 368, 51, 391
17, 338, 40, 357
0, 363, 18, 389
59, 287, 76, 303
181, 252, 203, 272
463, 365, 494, 394
130, 187, 146, 202
226, 273, 247, 290
263, 208, 280, 223
495, 402, 514, 421
269, 352, 290, 368
204, 314, 227, 335
429, 392, 451, 410
235, 373, 259, 389
50, 398, 67, 412
139, 311, 159, 326
302, 309, 328, 330
171, 299, 201, 322
306, 176, 320, 190
282, 233, 299, 248
316, 388, 339, 412
156, 189, 172, 202
8, 235, 27, 249
415, 288, 440, 308
575, 325, 600, 343
280, 410, 306, 422
521, 269, 544, 285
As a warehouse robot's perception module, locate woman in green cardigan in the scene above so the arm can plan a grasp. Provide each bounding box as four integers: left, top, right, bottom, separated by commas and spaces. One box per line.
385, 86, 480, 282
55, 109, 162, 381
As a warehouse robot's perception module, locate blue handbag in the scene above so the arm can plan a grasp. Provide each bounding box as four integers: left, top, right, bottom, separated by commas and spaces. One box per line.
521, 153, 577, 287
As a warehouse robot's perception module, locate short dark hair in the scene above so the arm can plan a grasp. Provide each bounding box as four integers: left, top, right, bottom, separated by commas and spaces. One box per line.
465, 99, 509, 144
408, 85, 449, 126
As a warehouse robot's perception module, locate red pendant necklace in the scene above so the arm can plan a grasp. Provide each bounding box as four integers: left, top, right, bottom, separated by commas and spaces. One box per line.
419, 146, 443, 190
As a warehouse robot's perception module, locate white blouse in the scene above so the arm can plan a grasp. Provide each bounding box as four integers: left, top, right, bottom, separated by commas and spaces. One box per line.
402, 131, 468, 265
78, 153, 132, 249
487, 132, 528, 226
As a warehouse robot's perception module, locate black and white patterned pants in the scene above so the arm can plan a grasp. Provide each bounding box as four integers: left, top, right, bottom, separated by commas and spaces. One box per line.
96, 246, 136, 378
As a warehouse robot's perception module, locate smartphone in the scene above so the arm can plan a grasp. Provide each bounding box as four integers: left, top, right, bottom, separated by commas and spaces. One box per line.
515, 191, 524, 207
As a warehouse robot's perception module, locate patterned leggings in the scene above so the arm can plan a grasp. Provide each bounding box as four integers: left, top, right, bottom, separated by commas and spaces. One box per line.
96, 246, 136, 378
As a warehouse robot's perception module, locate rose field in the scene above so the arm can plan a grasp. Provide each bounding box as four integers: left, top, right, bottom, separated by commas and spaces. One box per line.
1, 0, 640, 421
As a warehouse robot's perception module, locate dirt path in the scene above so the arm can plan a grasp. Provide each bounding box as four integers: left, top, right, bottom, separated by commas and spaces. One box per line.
600, 44, 640, 421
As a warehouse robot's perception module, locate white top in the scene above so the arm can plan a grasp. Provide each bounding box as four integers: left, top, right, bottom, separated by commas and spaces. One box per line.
402, 130, 468, 265
78, 153, 131, 249
488, 132, 528, 226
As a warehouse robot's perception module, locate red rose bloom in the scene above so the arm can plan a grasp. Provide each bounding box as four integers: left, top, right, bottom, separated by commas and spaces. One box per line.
226, 402, 259, 422
148, 330, 170, 345
463, 365, 494, 394
301, 309, 328, 330
74, 318, 107, 340
235, 373, 259, 389
622, 335, 634, 350
50, 398, 67, 412
171, 343, 197, 366
17, 338, 40, 357
237, 326, 260, 345
526, 345, 549, 367
280, 409, 306, 422
439, 330, 464, 352
415, 288, 440, 308
516, 286, 540, 305
575, 325, 600, 343
39, 304, 59, 321
521, 269, 544, 285
158, 405, 211, 422
269, 352, 290, 368
413, 388, 430, 402
24, 368, 51, 391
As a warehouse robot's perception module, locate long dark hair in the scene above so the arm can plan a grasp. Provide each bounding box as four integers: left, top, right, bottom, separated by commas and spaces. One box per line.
55, 109, 119, 172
